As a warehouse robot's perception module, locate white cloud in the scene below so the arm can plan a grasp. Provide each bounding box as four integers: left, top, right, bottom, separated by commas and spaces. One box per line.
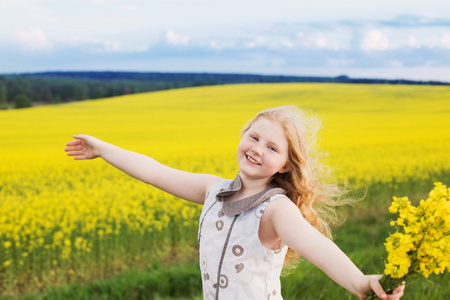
326, 59, 355, 67
117, 4, 140, 11
312, 35, 344, 50
65, 36, 147, 53
68, 36, 82, 47
209, 40, 220, 50
441, 32, 450, 49
84, 0, 109, 4
165, 29, 190, 46
246, 36, 266, 48
102, 40, 121, 52
3, 3, 450, 81
360, 29, 390, 52
314, 35, 328, 48
408, 35, 420, 48
280, 40, 294, 49
15, 27, 52, 52
388, 59, 404, 67
291, 29, 350, 50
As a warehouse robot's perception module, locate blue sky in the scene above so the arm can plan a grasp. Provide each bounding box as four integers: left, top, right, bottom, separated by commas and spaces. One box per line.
1, 0, 450, 81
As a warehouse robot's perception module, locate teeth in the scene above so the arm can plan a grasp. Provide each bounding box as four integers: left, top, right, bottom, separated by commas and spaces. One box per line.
246, 155, 260, 165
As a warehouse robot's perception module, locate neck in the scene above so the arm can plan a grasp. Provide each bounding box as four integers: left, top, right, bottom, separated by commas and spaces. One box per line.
238, 172, 270, 194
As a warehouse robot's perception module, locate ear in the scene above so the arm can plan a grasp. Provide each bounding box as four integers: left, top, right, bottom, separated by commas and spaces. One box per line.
278, 164, 290, 174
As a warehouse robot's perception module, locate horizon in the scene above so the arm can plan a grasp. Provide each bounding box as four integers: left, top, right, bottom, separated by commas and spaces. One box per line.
2, 70, 450, 84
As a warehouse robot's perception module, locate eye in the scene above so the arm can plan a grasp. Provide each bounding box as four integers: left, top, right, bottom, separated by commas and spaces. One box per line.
251, 136, 258, 141
269, 146, 278, 152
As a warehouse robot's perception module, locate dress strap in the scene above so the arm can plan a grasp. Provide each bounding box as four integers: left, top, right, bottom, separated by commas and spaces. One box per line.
268, 193, 289, 202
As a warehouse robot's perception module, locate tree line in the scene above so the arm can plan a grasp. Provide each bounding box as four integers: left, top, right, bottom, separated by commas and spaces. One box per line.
0, 71, 448, 109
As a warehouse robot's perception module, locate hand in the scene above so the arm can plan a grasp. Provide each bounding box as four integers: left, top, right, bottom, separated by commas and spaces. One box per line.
65, 134, 102, 160
366, 275, 405, 300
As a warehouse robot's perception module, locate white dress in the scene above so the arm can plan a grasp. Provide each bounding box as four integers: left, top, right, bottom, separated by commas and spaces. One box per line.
198, 174, 289, 300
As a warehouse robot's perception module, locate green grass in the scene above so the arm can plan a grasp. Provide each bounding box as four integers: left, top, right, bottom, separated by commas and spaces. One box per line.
4, 195, 448, 300
281, 205, 450, 300
0, 264, 202, 300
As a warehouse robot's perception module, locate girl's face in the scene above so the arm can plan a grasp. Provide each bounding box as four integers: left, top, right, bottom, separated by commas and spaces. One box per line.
237, 117, 289, 183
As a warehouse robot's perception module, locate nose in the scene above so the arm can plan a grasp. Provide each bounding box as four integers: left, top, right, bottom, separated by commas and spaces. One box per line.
252, 144, 263, 156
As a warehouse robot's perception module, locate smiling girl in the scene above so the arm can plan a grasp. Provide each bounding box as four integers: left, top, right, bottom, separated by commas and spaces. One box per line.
65, 105, 405, 300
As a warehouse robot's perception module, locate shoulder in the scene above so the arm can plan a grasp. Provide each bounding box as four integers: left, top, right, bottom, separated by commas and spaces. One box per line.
203, 177, 230, 200
260, 195, 313, 249
266, 194, 298, 211
207, 177, 230, 191
264, 195, 305, 224
204, 175, 225, 191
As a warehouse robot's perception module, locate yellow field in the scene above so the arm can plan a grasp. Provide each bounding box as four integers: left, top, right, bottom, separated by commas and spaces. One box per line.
0, 83, 449, 294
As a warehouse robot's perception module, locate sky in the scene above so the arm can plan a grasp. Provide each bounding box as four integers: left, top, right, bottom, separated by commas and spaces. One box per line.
1, 0, 450, 82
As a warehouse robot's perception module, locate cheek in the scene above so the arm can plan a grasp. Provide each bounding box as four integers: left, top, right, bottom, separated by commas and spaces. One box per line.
237, 139, 251, 152
266, 154, 285, 168
277, 155, 289, 169
236, 141, 244, 153
236, 140, 246, 157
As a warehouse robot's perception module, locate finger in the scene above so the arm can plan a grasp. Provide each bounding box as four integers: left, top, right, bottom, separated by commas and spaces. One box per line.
64, 146, 83, 152
384, 290, 404, 300
64, 146, 76, 152
73, 155, 87, 160
73, 134, 88, 140
390, 284, 405, 296
369, 275, 387, 299
66, 139, 81, 147
66, 150, 85, 156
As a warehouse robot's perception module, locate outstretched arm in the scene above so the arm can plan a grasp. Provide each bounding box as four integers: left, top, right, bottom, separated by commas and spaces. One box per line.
65, 134, 222, 204
264, 197, 405, 300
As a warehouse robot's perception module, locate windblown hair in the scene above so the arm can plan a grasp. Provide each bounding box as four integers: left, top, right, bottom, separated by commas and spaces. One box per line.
241, 105, 352, 271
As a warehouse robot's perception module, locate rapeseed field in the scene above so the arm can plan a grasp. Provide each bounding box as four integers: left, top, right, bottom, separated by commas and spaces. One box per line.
0, 83, 449, 297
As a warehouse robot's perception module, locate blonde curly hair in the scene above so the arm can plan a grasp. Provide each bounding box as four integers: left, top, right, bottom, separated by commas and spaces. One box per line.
241, 105, 352, 270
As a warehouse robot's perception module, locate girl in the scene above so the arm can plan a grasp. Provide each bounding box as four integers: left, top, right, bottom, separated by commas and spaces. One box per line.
65, 106, 405, 300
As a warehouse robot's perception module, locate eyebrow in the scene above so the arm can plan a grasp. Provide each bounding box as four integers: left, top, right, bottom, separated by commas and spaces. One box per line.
247, 130, 283, 149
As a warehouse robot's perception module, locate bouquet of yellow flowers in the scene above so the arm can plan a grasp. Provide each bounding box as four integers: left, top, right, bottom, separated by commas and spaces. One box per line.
367, 182, 450, 299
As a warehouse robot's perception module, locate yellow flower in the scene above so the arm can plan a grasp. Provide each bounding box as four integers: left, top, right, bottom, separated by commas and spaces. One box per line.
384, 183, 450, 279
385, 255, 411, 278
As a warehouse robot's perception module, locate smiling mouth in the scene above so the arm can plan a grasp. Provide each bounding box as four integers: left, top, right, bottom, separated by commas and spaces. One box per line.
246, 154, 261, 165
